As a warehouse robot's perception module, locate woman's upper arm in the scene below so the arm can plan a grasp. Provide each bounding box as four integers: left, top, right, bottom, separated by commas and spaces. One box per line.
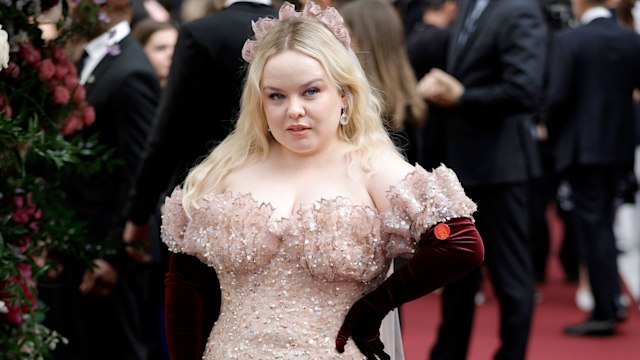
367, 151, 416, 213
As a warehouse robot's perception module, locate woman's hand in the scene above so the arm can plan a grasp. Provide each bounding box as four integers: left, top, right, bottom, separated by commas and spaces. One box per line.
336, 298, 390, 360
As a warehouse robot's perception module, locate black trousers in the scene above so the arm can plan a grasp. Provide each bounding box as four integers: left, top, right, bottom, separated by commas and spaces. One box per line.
40, 259, 162, 360
431, 183, 535, 360
565, 165, 623, 321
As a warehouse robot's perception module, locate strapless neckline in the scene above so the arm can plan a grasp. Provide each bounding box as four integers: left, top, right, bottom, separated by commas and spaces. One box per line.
199, 189, 381, 223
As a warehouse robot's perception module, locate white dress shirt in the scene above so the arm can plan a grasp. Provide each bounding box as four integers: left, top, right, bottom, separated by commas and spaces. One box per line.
580, 6, 612, 25
79, 21, 131, 85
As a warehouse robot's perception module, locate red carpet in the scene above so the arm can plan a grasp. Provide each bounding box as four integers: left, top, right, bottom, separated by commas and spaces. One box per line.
401, 275, 640, 359
401, 209, 640, 360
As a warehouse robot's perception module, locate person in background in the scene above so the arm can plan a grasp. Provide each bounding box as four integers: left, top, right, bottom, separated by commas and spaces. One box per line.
340, 0, 427, 165
160, 2, 484, 359
132, 18, 179, 87
130, 16, 180, 359
417, 0, 547, 358
406, 0, 457, 80
405, 0, 457, 171
396, 0, 432, 34
179, 0, 222, 22
541, 0, 640, 336
121, 1, 277, 359
40, 0, 162, 359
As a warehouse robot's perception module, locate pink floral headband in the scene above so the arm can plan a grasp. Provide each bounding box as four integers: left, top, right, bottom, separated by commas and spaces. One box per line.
241, 1, 351, 63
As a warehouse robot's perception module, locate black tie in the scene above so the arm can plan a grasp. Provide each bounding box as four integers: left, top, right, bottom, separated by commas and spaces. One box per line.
76, 49, 89, 74
454, 0, 490, 57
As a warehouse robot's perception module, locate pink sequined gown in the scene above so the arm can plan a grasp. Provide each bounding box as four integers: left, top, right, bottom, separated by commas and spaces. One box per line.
161, 164, 476, 359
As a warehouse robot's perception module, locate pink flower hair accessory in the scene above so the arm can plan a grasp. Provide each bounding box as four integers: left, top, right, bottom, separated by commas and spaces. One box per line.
241, 1, 351, 63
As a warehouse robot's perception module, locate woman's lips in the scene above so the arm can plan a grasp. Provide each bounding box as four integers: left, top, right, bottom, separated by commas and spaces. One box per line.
287, 125, 310, 135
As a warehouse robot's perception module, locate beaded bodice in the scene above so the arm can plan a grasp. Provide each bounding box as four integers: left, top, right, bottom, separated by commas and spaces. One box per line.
161, 164, 476, 359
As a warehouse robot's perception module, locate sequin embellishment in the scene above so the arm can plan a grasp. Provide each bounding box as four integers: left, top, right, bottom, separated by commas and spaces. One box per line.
160, 164, 476, 359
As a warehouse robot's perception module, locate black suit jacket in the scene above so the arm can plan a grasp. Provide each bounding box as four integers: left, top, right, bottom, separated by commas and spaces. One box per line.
125, 2, 277, 223
433, 0, 547, 186
407, 23, 449, 79
66, 34, 161, 241
406, 23, 450, 169
542, 17, 640, 172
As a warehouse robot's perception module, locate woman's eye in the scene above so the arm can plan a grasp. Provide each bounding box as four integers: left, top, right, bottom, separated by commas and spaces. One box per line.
269, 93, 285, 100
305, 87, 319, 96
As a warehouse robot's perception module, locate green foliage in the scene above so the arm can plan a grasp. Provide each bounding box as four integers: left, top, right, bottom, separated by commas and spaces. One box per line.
1, 1, 119, 357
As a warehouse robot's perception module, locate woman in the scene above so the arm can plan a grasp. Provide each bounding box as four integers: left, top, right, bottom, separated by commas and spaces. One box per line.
161, 2, 483, 359
340, 0, 427, 165
132, 18, 179, 87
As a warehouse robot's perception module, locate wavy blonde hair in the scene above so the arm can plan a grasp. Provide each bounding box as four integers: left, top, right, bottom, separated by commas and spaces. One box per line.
182, 17, 399, 212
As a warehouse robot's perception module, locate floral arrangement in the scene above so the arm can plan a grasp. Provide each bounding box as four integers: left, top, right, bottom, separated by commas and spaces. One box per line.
1, 1, 118, 358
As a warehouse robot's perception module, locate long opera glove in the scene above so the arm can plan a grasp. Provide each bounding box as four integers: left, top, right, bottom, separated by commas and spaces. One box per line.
335, 217, 484, 359
164, 252, 221, 360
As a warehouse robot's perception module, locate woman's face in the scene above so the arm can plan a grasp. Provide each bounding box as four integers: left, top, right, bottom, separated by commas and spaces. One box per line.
143, 28, 178, 84
261, 50, 346, 156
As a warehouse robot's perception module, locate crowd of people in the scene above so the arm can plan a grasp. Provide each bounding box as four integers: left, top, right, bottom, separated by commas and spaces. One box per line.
33, 0, 640, 359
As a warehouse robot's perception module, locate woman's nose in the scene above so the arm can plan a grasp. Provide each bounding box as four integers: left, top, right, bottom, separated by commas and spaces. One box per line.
287, 98, 305, 118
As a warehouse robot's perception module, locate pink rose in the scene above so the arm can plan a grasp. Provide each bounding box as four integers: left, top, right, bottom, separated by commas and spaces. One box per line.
61, 113, 84, 135
12, 235, 31, 253
11, 208, 30, 223
55, 63, 69, 80
6, 62, 20, 78
72, 84, 86, 104
15, 263, 37, 313
52, 85, 70, 105
4, 301, 23, 326
18, 42, 41, 66
0, 263, 38, 326
12, 192, 41, 227
1, 102, 12, 118
65, 74, 79, 90
1, 94, 12, 118
16, 263, 33, 281
82, 105, 96, 126
66, 61, 78, 78
52, 46, 68, 63
37, 58, 56, 80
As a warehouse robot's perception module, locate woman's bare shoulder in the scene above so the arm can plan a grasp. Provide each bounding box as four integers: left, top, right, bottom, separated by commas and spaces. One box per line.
367, 150, 415, 211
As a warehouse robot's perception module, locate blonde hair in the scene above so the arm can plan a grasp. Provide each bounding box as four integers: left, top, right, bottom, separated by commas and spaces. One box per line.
340, 0, 427, 130
182, 16, 399, 212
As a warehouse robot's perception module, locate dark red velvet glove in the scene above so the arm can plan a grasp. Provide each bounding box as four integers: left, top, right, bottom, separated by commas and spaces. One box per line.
165, 252, 221, 360
335, 217, 484, 359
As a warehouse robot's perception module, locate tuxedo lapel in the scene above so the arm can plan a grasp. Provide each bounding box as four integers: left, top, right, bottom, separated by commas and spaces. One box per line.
84, 54, 115, 94
447, 0, 473, 71
462, 0, 493, 52
82, 36, 132, 94
448, 0, 495, 72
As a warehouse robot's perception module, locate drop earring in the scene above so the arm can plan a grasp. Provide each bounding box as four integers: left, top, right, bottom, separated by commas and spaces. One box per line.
339, 110, 348, 125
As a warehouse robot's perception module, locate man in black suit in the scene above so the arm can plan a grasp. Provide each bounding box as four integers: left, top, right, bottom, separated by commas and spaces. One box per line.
39, 1, 162, 359
121, 1, 277, 358
406, 0, 457, 171
541, 0, 640, 336
417, 0, 547, 358
406, 0, 457, 80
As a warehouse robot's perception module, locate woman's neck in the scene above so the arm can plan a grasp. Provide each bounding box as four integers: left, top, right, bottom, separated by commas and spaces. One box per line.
268, 139, 350, 172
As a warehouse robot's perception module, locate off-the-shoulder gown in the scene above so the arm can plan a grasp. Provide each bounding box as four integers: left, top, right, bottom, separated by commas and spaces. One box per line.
161, 165, 476, 359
